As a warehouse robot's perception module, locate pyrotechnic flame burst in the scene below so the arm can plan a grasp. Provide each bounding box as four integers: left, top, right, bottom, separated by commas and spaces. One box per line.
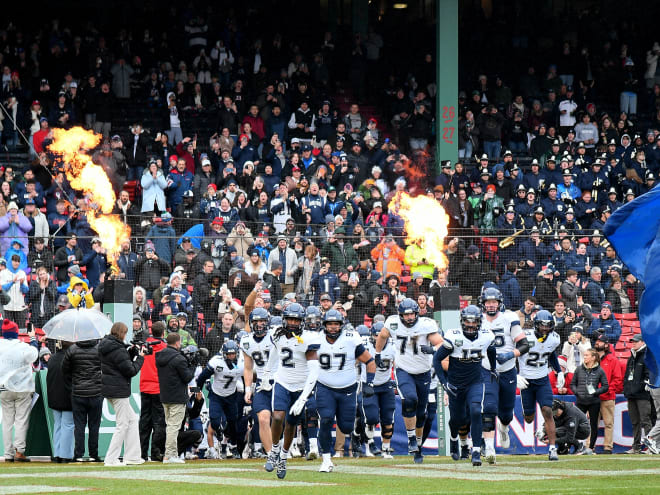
388, 191, 449, 270
48, 127, 130, 262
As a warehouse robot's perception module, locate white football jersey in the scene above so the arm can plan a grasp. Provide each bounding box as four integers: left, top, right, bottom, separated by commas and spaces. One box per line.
240, 332, 273, 380
480, 310, 523, 372
271, 330, 321, 392
443, 327, 495, 362
317, 329, 366, 388
384, 315, 438, 374
518, 329, 561, 380
362, 340, 395, 386
207, 354, 245, 397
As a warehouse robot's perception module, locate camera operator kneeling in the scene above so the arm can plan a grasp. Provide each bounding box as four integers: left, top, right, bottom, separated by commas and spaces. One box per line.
98, 322, 145, 466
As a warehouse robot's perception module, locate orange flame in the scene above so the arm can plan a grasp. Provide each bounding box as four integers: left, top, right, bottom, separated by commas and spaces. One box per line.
388, 191, 449, 270
48, 127, 131, 265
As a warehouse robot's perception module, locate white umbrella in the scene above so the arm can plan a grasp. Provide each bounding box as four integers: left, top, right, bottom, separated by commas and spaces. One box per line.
43, 308, 113, 342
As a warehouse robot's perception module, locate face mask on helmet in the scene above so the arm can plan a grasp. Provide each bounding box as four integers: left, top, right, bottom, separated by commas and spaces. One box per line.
461, 316, 481, 340
534, 320, 554, 342
252, 319, 268, 338
305, 316, 321, 331
324, 321, 342, 340
285, 317, 302, 335
224, 350, 237, 364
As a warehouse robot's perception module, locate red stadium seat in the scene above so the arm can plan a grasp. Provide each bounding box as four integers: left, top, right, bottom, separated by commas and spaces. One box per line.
621, 312, 638, 321
123, 181, 138, 202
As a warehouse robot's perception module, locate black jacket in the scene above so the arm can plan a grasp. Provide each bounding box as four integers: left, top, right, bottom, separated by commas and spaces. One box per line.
47, 350, 72, 411
156, 345, 194, 404
555, 402, 590, 444
572, 364, 609, 406
98, 335, 144, 399
62, 340, 102, 397
624, 345, 650, 400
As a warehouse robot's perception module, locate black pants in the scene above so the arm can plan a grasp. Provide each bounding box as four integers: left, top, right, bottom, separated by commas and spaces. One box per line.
139, 392, 166, 460
578, 402, 601, 449
556, 423, 591, 451
177, 430, 203, 455
72, 395, 103, 459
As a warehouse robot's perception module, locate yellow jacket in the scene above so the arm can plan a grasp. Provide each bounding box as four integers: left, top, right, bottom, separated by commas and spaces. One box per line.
67, 276, 95, 309
404, 244, 434, 279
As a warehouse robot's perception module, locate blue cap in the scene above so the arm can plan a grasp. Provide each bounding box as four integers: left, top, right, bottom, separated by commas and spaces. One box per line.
161, 212, 172, 221
25, 198, 35, 205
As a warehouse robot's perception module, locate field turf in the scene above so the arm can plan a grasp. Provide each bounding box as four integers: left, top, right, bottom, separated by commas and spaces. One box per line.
0, 455, 659, 494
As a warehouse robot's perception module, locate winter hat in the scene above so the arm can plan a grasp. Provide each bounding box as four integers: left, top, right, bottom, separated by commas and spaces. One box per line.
1, 319, 19, 339
68, 265, 82, 277
39, 347, 52, 358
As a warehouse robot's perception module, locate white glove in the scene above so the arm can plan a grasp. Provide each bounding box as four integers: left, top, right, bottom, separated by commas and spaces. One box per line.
289, 396, 307, 416
243, 405, 252, 416
517, 375, 529, 390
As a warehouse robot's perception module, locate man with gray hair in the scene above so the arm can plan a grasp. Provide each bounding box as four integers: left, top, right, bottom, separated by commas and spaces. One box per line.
582, 267, 605, 309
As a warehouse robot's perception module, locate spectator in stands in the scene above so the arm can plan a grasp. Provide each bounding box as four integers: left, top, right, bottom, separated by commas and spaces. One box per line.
516, 296, 538, 329
581, 267, 605, 309
311, 259, 340, 304
561, 323, 591, 373
81, 238, 108, 289
136, 245, 171, 298
67, 277, 94, 309
268, 235, 298, 294
1, 254, 29, 326
226, 221, 254, 259
147, 213, 177, 264
624, 334, 652, 454
549, 354, 573, 396
0, 202, 32, 256
28, 266, 58, 329
605, 272, 631, 314
117, 241, 138, 281
571, 348, 609, 452
500, 261, 522, 311
587, 302, 622, 344
535, 267, 557, 310
28, 237, 54, 273
560, 269, 580, 312
371, 234, 405, 279
141, 159, 168, 214
133, 287, 151, 322
594, 334, 624, 454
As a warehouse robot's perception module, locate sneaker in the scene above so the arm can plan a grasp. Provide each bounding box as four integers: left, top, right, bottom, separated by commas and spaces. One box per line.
460, 445, 470, 460
163, 457, 185, 464
368, 442, 381, 456
319, 457, 334, 473
471, 450, 482, 466
15, 452, 30, 463
498, 422, 510, 449
574, 444, 586, 455
332, 451, 343, 458
124, 458, 146, 465
642, 436, 659, 454
276, 457, 287, 479
184, 452, 198, 461
206, 447, 219, 460
104, 459, 125, 467
230, 447, 240, 459
306, 445, 319, 461
548, 447, 559, 461
413, 448, 424, 464
484, 445, 496, 465
381, 448, 393, 459
264, 451, 277, 472
407, 436, 419, 455
625, 448, 641, 454
450, 439, 459, 461
290, 442, 301, 458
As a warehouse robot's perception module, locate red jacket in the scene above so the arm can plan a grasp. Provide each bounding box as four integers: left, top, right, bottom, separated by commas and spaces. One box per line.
599, 351, 623, 400
243, 115, 265, 140
139, 337, 168, 395
175, 142, 196, 175
549, 370, 574, 395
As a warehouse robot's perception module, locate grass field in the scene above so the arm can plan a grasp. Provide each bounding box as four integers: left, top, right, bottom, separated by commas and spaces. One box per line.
1, 455, 659, 494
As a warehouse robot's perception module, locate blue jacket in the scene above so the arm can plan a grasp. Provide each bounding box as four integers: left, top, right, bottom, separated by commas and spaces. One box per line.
141, 170, 168, 213
147, 224, 177, 264
231, 144, 259, 170
4, 240, 29, 273
300, 193, 326, 225
117, 252, 138, 281
588, 315, 622, 343
582, 277, 605, 309
81, 250, 108, 289
500, 271, 522, 311
167, 169, 193, 209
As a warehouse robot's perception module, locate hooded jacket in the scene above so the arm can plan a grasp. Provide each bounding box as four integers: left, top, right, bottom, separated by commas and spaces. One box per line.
139, 336, 168, 395
0, 337, 38, 392
623, 344, 650, 399
156, 345, 194, 404
67, 276, 94, 309
98, 334, 143, 398
62, 339, 102, 397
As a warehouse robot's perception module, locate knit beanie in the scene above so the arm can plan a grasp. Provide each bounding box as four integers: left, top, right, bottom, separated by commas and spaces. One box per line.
1, 319, 19, 339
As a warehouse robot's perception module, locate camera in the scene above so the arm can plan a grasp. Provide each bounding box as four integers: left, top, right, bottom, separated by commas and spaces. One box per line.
181, 345, 209, 367
126, 338, 152, 358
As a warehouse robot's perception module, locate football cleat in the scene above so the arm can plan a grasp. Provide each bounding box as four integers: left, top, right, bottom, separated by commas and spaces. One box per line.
413, 448, 424, 464
276, 457, 287, 479
484, 445, 496, 465
471, 450, 482, 466
548, 447, 559, 461
450, 439, 460, 461
368, 442, 381, 456
407, 436, 419, 455
382, 448, 394, 459
351, 434, 363, 457
319, 457, 334, 473
460, 444, 470, 460
264, 451, 277, 472
642, 436, 659, 455
306, 445, 319, 461
498, 422, 510, 449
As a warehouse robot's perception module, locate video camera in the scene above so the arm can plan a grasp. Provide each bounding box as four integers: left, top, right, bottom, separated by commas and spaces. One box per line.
126, 338, 153, 358
181, 345, 209, 367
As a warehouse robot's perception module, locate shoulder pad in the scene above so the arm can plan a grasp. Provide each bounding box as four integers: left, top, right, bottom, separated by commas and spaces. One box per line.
344, 331, 353, 337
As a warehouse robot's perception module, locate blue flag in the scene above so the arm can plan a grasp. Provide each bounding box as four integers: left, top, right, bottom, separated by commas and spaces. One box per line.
604, 185, 660, 386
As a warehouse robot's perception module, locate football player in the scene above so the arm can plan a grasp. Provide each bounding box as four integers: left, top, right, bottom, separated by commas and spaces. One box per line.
242, 308, 273, 456
479, 287, 529, 464
303, 305, 323, 460
518, 310, 562, 461
433, 305, 496, 466
261, 303, 320, 479
361, 321, 396, 458
315, 310, 375, 472
196, 340, 244, 459
375, 298, 443, 463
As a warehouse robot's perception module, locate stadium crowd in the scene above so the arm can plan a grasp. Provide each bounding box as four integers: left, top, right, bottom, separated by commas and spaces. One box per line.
1, 4, 660, 469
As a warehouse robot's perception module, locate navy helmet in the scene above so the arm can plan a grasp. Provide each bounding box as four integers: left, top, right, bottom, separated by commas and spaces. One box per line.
398, 298, 420, 328
222, 340, 239, 362
305, 306, 322, 332
460, 305, 482, 339
534, 309, 554, 341
283, 302, 305, 334
249, 307, 270, 338
480, 287, 503, 316
322, 309, 344, 340
356, 324, 370, 338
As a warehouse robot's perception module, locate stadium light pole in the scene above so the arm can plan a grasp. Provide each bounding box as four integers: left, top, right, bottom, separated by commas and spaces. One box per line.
436, 0, 458, 174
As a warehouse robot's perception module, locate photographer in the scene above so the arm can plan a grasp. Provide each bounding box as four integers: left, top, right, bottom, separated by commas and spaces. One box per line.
98, 322, 145, 466
139, 321, 168, 462
156, 332, 195, 464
